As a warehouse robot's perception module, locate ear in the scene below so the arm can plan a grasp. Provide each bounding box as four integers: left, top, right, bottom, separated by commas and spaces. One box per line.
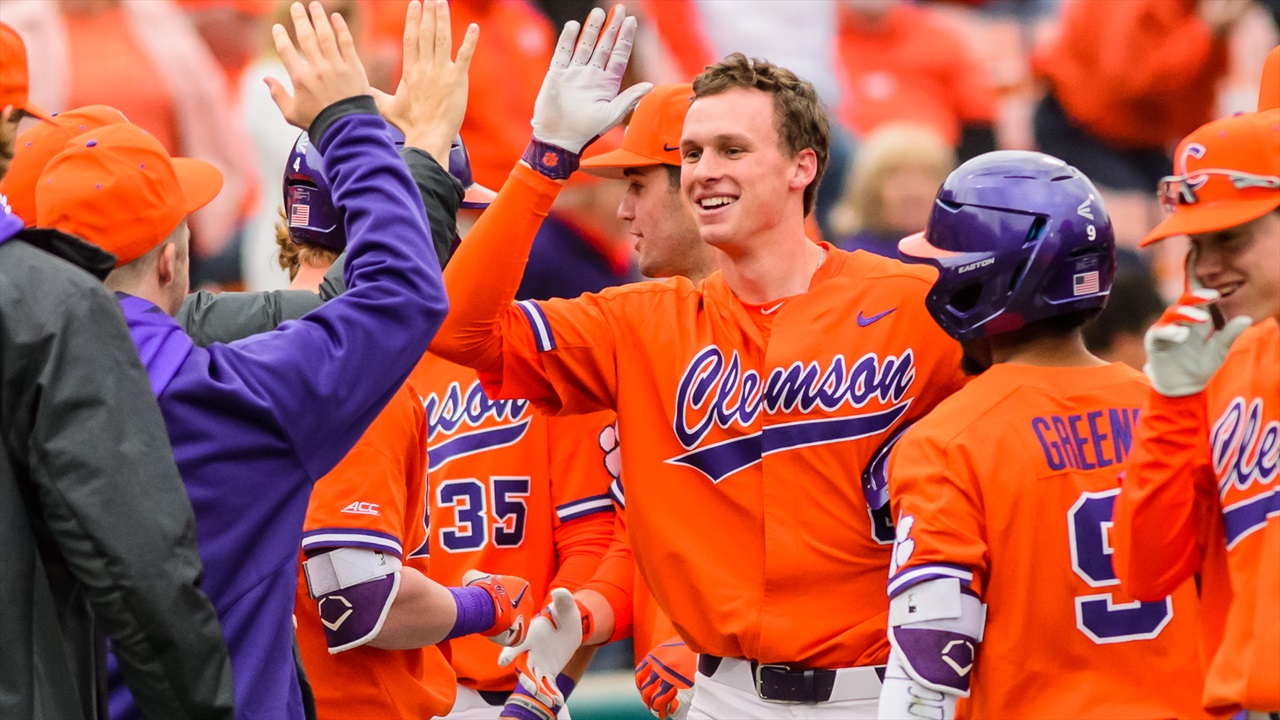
157, 242, 176, 287
788, 147, 818, 193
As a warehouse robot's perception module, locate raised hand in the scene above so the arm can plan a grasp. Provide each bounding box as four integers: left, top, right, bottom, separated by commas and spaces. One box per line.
530, 5, 652, 155
371, 0, 478, 161
266, 1, 372, 130
1144, 288, 1252, 397
498, 588, 584, 706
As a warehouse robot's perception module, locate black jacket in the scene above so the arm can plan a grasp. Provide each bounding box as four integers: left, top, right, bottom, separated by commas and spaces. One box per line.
0, 227, 233, 720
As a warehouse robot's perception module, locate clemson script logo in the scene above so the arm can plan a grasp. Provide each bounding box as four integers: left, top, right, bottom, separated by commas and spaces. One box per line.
666, 346, 916, 483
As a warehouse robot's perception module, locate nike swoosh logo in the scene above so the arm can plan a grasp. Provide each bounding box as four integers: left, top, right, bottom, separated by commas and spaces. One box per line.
663, 143, 679, 152
511, 585, 529, 608
761, 301, 785, 315
857, 308, 896, 326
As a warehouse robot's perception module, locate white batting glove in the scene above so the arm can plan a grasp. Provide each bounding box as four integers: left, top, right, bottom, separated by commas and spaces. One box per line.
531, 5, 652, 154
498, 588, 583, 706
1144, 288, 1252, 397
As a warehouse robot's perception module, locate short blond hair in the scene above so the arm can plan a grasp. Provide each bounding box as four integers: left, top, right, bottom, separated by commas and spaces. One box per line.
831, 123, 956, 238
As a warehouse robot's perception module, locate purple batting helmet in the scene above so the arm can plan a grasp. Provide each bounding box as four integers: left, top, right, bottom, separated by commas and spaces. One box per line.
283, 127, 495, 250
898, 150, 1115, 342
284, 133, 342, 249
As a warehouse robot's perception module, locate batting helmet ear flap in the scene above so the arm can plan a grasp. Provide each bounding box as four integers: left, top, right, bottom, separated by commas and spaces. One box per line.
284, 132, 344, 249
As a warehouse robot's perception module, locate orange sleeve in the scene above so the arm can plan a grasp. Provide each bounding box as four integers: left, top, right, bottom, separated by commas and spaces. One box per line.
886, 427, 988, 600
547, 412, 617, 590
301, 387, 418, 559
1113, 390, 1217, 601
581, 511, 637, 644
430, 162, 564, 373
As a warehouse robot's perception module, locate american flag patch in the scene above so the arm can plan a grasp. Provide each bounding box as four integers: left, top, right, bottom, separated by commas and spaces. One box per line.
1073, 271, 1099, 296
289, 203, 310, 227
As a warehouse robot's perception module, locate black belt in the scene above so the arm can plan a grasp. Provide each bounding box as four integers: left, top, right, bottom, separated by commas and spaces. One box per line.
698, 655, 884, 704
478, 689, 509, 706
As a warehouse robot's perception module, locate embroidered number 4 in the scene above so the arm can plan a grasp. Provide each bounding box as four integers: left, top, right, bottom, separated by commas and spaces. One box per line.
1067, 489, 1173, 643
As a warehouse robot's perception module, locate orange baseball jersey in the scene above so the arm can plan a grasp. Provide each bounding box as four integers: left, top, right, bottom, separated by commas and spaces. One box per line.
294, 381, 457, 718
411, 352, 616, 692
1115, 317, 1280, 714
433, 163, 969, 668
887, 362, 1210, 719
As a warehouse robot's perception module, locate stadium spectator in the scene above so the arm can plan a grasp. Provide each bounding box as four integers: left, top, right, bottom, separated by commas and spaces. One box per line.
2, 0, 257, 287
828, 123, 955, 258
1032, 0, 1249, 248
834, 0, 998, 161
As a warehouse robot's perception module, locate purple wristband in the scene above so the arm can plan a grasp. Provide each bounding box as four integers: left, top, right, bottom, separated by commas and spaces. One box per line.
521, 138, 580, 181
507, 675, 577, 719
444, 586, 495, 640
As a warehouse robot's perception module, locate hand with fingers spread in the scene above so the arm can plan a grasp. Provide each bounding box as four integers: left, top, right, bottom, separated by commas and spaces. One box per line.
266, 1, 372, 130
498, 588, 584, 706
1144, 288, 1253, 397
530, 5, 652, 156
371, 0, 478, 161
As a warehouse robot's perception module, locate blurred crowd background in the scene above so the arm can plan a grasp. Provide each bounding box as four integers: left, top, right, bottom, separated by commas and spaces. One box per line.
5, 0, 1275, 323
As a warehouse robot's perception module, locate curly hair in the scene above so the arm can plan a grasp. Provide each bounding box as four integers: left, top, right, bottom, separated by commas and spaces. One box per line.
692, 53, 830, 216
275, 207, 340, 281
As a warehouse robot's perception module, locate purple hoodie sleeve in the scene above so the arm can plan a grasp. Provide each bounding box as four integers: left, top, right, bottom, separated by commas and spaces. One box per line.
206, 105, 447, 480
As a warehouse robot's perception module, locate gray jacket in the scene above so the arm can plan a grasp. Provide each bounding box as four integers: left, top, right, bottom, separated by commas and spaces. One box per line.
177, 146, 463, 344
0, 228, 233, 720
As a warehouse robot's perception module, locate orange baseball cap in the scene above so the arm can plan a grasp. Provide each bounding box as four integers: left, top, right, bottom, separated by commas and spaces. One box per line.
582, 83, 693, 178
1141, 109, 1280, 247
0, 23, 52, 122
36, 124, 223, 266
1, 105, 130, 226
1261, 45, 1279, 112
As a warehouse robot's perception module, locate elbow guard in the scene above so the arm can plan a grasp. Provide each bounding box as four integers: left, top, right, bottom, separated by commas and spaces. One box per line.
303, 547, 402, 653
887, 578, 986, 697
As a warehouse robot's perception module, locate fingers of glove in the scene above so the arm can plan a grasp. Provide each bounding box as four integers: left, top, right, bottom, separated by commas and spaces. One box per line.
545, 588, 577, 630
550, 21, 579, 69
1146, 320, 1193, 349
605, 15, 640, 77
497, 629, 534, 667
1176, 287, 1221, 308
589, 6, 626, 71
571, 7, 607, 65
609, 82, 654, 122
1211, 315, 1254, 354
1157, 302, 1213, 328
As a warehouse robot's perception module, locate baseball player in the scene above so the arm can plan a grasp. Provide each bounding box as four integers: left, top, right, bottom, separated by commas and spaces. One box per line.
1111, 84, 1280, 715
497, 82, 716, 720
877, 150, 1210, 720
280, 121, 536, 720
429, 7, 967, 717
33, 4, 453, 717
